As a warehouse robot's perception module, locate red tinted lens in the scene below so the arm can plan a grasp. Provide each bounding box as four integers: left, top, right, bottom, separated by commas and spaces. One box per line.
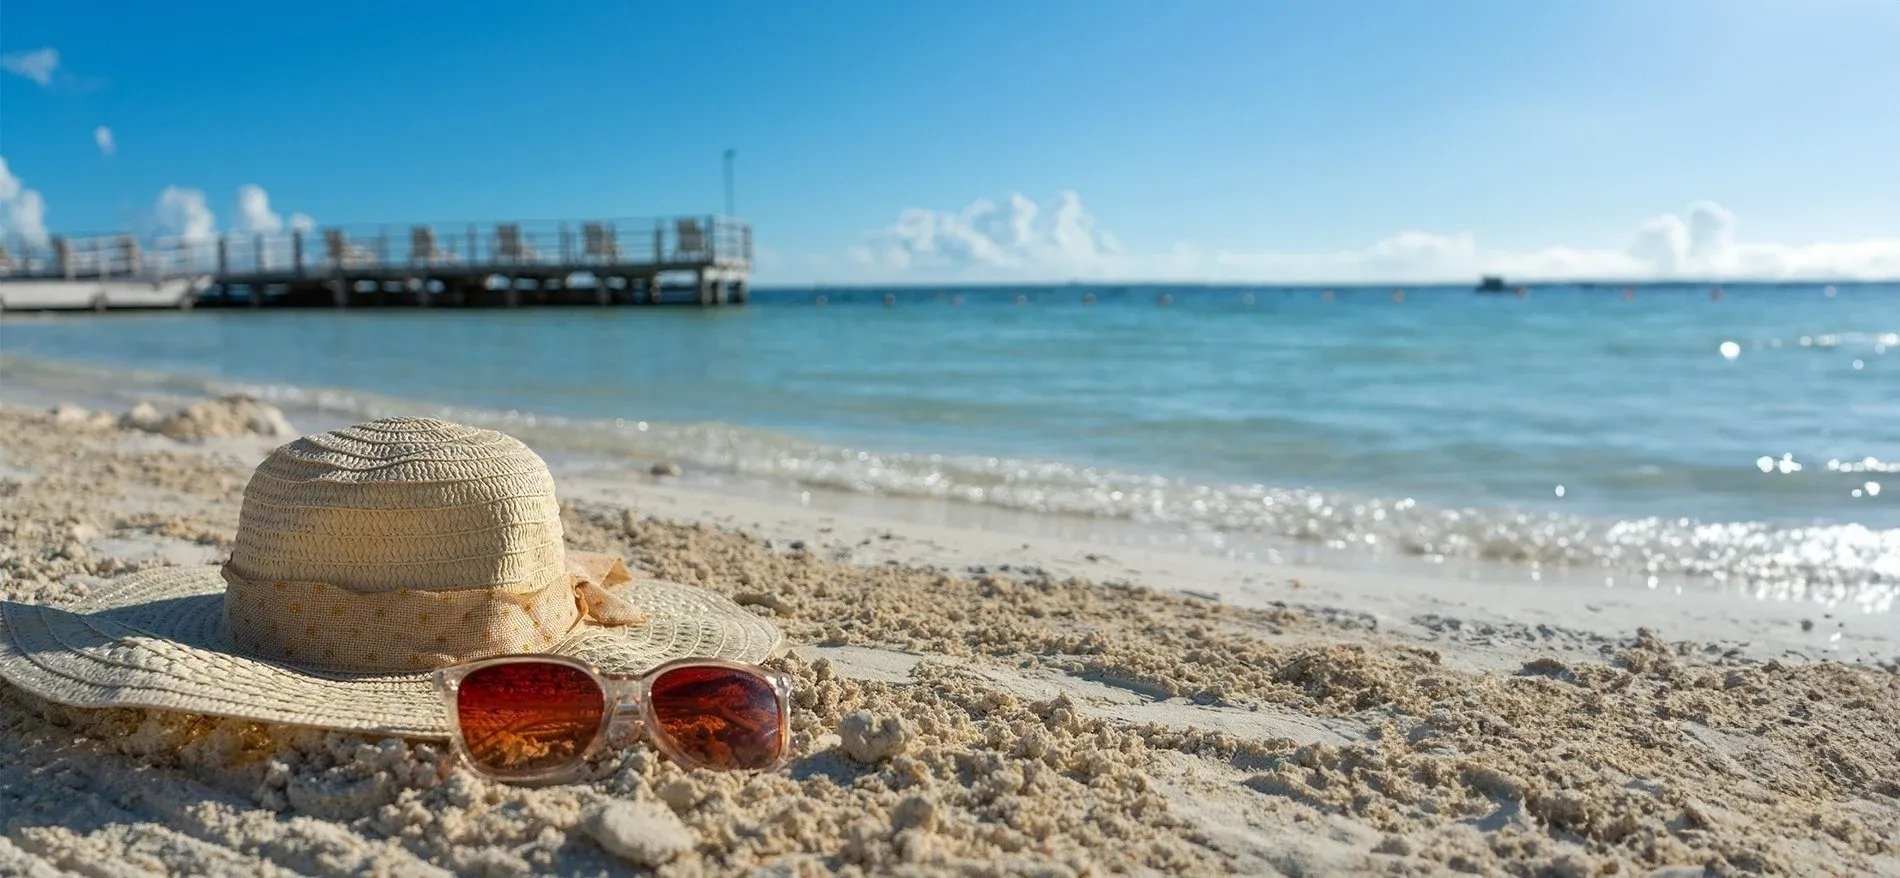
455, 661, 605, 775
647, 665, 784, 771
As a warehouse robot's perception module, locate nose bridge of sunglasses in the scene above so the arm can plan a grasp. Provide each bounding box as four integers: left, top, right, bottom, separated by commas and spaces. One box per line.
602, 678, 647, 747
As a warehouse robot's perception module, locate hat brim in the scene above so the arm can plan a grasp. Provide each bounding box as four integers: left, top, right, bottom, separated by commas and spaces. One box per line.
0, 565, 784, 739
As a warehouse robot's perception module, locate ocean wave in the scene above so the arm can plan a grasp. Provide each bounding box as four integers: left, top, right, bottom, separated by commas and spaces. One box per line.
227, 376, 1900, 614
3, 355, 1894, 613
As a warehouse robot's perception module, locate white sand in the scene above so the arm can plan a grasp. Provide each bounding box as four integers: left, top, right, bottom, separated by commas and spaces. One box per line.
1, 402, 1896, 875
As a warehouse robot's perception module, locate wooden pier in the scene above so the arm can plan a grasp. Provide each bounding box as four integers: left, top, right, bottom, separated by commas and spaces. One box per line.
0, 215, 752, 311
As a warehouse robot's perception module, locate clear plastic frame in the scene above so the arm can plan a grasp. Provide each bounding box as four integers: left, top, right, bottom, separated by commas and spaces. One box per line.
434, 654, 794, 784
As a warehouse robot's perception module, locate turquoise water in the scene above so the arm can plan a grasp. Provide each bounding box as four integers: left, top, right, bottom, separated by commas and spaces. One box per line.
3, 284, 1896, 609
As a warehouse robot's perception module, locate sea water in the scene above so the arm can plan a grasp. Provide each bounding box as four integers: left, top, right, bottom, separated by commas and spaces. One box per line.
2, 283, 1894, 612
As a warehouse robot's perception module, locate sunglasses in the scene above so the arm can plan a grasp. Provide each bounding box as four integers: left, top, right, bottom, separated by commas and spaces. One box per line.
434, 655, 793, 783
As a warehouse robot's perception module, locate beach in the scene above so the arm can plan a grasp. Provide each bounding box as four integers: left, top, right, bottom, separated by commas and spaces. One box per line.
2, 400, 1895, 876
9, 0, 1900, 871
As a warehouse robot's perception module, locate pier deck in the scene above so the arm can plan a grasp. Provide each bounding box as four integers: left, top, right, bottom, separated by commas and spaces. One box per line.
0, 216, 752, 310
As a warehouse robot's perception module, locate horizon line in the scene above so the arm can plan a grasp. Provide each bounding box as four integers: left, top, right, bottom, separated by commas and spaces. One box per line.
759, 278, 1891, 292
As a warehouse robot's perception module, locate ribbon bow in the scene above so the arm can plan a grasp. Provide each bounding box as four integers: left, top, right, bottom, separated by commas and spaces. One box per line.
566, 551, 647, 626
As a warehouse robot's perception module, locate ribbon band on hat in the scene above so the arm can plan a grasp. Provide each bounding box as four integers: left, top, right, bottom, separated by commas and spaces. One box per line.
222, 550, 646, 673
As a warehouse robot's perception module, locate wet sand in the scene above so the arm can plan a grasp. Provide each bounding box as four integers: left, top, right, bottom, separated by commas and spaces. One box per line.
1, 404, 1896, 875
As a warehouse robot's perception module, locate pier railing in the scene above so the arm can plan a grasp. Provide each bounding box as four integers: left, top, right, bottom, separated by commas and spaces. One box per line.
0, 233, 204, 280
1, 215, 751, 281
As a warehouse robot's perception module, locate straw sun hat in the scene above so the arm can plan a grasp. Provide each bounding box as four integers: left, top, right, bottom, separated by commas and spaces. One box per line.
0, 417, 783, 738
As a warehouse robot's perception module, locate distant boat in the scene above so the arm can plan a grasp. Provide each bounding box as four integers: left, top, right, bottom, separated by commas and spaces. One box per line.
1475, 275, 1508, 293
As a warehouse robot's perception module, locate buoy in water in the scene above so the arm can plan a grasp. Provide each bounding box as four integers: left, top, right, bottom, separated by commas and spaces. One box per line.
1392, 289, 1405, 304
1240, 293, 1255, 306
1622, 286, 1635, 301
1710, 286, 1722, 301
1082, 292, 1097, 305
1823, 284, 1838, 298
1014, 294, 1028, 306
883, 293, 896, 307
1157, 293, 1173, 306
1514, 286, 1528, 299
1321, 289, 1335, 301
815, 294, 828, 306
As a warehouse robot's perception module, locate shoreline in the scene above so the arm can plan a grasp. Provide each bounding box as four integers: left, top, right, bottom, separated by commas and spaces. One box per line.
1, 355, 1893, 666
1, 402, 1896, 874
560, 456, 1896, 669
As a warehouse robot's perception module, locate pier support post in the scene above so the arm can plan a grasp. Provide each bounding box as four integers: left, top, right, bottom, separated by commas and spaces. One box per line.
412, 277, 430, 307
712, 278, 729, 306
646, 277, 663, 305
504, 278, 520, 308
330, 278, 349, 308
595, 280, 611, 306
696, 270, 712, 306
730, 279, 748, 304
248, 284, 262, 308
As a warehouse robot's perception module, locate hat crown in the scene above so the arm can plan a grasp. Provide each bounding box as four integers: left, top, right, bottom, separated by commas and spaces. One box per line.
228, 417, 565, 594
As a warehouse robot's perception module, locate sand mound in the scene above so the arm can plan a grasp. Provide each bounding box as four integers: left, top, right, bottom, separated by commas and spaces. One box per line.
46, 404, 115, 430
117, 401, 163, 432
113, 396, 296, 442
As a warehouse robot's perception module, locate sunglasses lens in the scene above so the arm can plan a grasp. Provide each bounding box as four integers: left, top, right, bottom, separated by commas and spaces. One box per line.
648, 665, 784, 771
454, 661, 605, 775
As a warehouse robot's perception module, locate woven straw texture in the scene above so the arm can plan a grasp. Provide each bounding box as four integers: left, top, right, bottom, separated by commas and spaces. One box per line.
0, 417, 783, 738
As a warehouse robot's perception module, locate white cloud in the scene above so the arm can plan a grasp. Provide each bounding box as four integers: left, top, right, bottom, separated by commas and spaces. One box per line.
233, 184, 282, 234
0, 47, 58, 87
93, 126, 115, 157
231, 185, 316, 236
0, 156, 50, 244
827, 193, 1900, 284
6, 191, 47, 244
858, 190, 1122, 276
148, 185, 310, 245
155, 186, 216, 243
1628, 201, 1741, 276
1629, 215, 1689, 275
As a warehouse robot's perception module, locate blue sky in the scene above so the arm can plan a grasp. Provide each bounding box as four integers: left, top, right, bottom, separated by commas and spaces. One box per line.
3, 1, 1898, 283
